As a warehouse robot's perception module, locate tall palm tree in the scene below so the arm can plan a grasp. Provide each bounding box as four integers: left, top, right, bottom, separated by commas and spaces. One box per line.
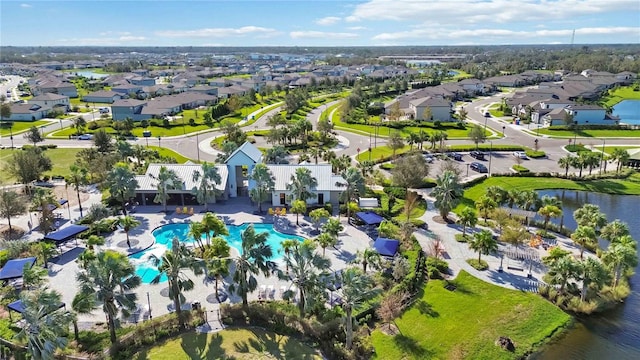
432, 170, 463, 221
600, 220, 630, 243
602, 241, 638, 287
340, 267, 381, 350
188, 221, 206, 251
546, 255, 579, 295
538, 205, 562, 231
457, 207, 478, 238
229, 225, 276, 306
31, 188, 58, 235
192, 162, 221, 212
322, 217, 344, 239
248, 163, 275, 214
151, 237, 203, 327
557, 155, 573, 177
336, 167, 365, 224
16, 288, 73, 360
279, 240, 331, 315
355, 248, 381, 273
475, 195, 496, 222
574, 204, 607, 231
73, 250, 141, 344
571, 225, 597, 259
117, 215, 140, 248
203, 237, 231, 303
201, 212, 229, 247
469, 230, 498, 263
315, 232, 337, 257
518, 190, 539, 211
309, 147, 323, 164
286, 167, 318, 203
280, 239, 299, 273
611, 148, 630, 173
485, 186, 507, 206
152, 166, 181, 212
579, 257, 610, 302
105, 163, 138, 215
68, 164, 88, 218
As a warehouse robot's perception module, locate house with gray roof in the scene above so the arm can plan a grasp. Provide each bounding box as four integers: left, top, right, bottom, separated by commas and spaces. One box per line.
409, 96, 452, 121
7, 103, 51, 121
82, 90, 123, 104
29, 93, 70, 113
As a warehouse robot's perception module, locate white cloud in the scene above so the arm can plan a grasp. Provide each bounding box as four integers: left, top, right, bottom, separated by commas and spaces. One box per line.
290, 31, 358, 39
347, 26, 368, 31
156, 26, 280, 38
20, 3, 32, 8
350, 0, 637, 24
315, 16, 341, 26
57, 35, 147, 46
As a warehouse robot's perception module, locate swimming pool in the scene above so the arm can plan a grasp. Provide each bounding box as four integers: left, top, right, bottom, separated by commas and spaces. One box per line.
130, 222, 304, 283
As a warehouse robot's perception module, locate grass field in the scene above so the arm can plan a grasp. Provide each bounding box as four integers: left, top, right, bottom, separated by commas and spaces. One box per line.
601, 146, 640, 155
355, 145, 412, 162
602, 86, 640, 107
456, 173, 640, 211
147, 146, 194, 164
134, 328, 321, 360
371, 271, 571, 360
536, 128, 640, 138
0, 148, 83, 183
0, 120, 50, 136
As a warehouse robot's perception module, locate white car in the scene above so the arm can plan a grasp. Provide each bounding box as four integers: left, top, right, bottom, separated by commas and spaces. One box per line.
78, 134, 93, 140
513, 151, 528, 159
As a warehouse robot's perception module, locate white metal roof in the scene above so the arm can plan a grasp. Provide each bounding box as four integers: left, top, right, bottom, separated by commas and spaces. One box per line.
135, 164, 228, 192
266, 164, 345, 191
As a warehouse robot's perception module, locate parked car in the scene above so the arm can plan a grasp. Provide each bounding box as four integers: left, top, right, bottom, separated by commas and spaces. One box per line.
513, 151, 528, 159
470, 151, 486, 160
470, 162, 488, 173
446, 152, 463, 161
78, 134, 93, 140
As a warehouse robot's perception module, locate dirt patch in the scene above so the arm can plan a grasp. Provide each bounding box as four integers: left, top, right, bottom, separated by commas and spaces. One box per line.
0, 225, 25, 240
51, 185, 90, 208
378, 323, 401, 336
432, 215, 455, 224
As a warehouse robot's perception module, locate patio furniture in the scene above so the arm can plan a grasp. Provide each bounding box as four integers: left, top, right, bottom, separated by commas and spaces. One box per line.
176, 207, 182, 214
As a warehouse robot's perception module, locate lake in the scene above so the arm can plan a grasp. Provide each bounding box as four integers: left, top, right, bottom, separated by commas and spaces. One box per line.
73, 70, 108, 79
534, 190, 640, 359
613, 100, 640, 125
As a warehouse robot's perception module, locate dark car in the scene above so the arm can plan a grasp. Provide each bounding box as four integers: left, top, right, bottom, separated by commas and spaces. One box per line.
446, 152, 463, 161
470, 162, 488, 173
470, 151, 486, 160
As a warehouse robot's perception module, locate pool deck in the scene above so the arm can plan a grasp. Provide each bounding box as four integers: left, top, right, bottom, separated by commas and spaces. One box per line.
45, 197, 372, 329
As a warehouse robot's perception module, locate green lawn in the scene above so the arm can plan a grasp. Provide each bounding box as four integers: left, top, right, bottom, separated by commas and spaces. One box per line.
1, 120, 50, 136
134, 328, 321, 360
147, 146, 194, 164
457, 173, 640, 211
372, 271, 571, 360
356, 145, 412, 162
0, 148, 83, 183
602, 146, 640, 155
536, 128, 640, 138
602, 86, 640, 107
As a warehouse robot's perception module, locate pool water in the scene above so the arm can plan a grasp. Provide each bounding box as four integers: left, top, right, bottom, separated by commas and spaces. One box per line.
130, 222, 303, 283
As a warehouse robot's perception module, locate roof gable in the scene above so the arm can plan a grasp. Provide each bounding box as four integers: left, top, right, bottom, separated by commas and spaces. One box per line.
225, 141, 263, 164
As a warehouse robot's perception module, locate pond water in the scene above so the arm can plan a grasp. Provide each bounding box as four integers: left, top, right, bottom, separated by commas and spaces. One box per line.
534, 190, 640, 359
613, 100, 640, 125
73, 70, 108, 79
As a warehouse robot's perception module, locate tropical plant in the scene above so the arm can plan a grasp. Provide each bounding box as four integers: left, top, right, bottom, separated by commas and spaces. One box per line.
16, 288, 74, 360
571, 226, 597, 259
0, 189, 27, 235
73, 250, 141, 343
336, 167, 365, 223
600, 220, 630, 243
355, 248, 382, 273
469, 229, 498, 263
248, 163, 275, 213
610, 148, 630, 173
229, 225, 276, 306
315, 232, 336, 257
200, 212, 229, 247
579, 257, 610, 302
291, 199, 307, 226
279, 240, 331, 315
432, 170, 463, 221
280, 239, 299, 273
192, 162, 221, 212
151, 237, 203, 327
68, 165, 88, 218
340, 267, 381, 349
457, 207, 478, 238
538, 205, 563, 231
286, 167, 318, 202
202, 237, 231, 303
105, 163, 138, 215
188, 221, 205, 251
574, 204, 607, 231
602, 241, 638, 287
152, 166, 181, 212
322, 217, 344, 239
485, 186, 507, 206
117, 215, 140, 248
546, 255, 579, 294
309, 208, 330, 232
475, 195, 497, 222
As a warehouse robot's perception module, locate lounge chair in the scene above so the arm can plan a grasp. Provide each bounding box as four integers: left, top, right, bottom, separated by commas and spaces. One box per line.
268, 208, 274, 215
183, 206, 188, 214
189, 207, 194, 215
275, 207, 281, 216
267, 285, 275, 299
176, 207, 182, 214
259, 285, 267, 299
280, 286, 286, 298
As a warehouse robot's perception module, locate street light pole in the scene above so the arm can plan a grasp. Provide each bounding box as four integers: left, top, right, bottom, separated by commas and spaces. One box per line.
599, 139, 606, 174
157, 136, 161, 148
196, 132, 201, 162
502, 126, 505, 137
147, 292, 152, 320
466, 163, 470, 177
488, 141, 493, 176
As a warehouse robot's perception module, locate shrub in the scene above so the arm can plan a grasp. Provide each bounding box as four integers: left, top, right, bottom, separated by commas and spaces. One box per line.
512, 164, 530, 173
536, 229, 556, 239
380, 163, 395, 170
0, 250, 8, 267
323, 202, 333, 214
383, 186, 407, 200
525, 150, 546, 158
87, 121, 100, 130
188, 118, 196, 126
455, 234, 469, 242
466, 258, 489, 271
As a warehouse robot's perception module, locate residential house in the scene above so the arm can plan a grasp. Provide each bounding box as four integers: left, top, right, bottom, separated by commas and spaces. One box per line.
110, 99, 147, 121
7, 103, 51, 121
457, 78, 486, 95
129, 76, 156, 86
111, 84, 144, 97
409, 96, 452, 121
82, 90, 123, 104
29, 93, 70, 113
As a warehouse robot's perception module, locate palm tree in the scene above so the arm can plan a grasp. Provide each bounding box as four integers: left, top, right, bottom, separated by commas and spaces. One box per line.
309, 147, 323, 164
202, 237, 231, 303
31, 188, 58, 235
31, 241, 57, 269
355, 248, 381, 273
518, 190, 539, 211
336, 167, 365, 224
322, 217, 344, 239
201, 212, 229, 247
152, 166, 181, 212
151, 237, 203, 327
315, 232, 336, 257
457, 207, 478, 238
579, 257, 610, 302
432, 170, 463, 221
340, 267, 381, 349
611, 148, 630, 173
557, 155, 573, 177
571, 225, 597, 259
229, 225, 276, 306
280, 239, 299, 273
538, 205, 563, 231
248, 163, 275, 214
485, 186, 507, 206
506, 189, 522, 209
469, 230, 498, 263
117, 215, 140, 248
106, 163, 138, 215
68, 164, 88, 218
192, 162, 221, 212
286, 167, 318, 203
279, 240, 331, 315
546, 255, 579, 294
600, 220, 630, 243
16, 288, 73, 360
602, 242, 638, 287
188, 221, 206, 251
574, 204, 607, 231
475, 195, 496, 222
73, 250, 141, 344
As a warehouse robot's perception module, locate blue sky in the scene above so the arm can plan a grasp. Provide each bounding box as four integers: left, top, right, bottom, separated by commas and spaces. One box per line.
1, 0, 639, 46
